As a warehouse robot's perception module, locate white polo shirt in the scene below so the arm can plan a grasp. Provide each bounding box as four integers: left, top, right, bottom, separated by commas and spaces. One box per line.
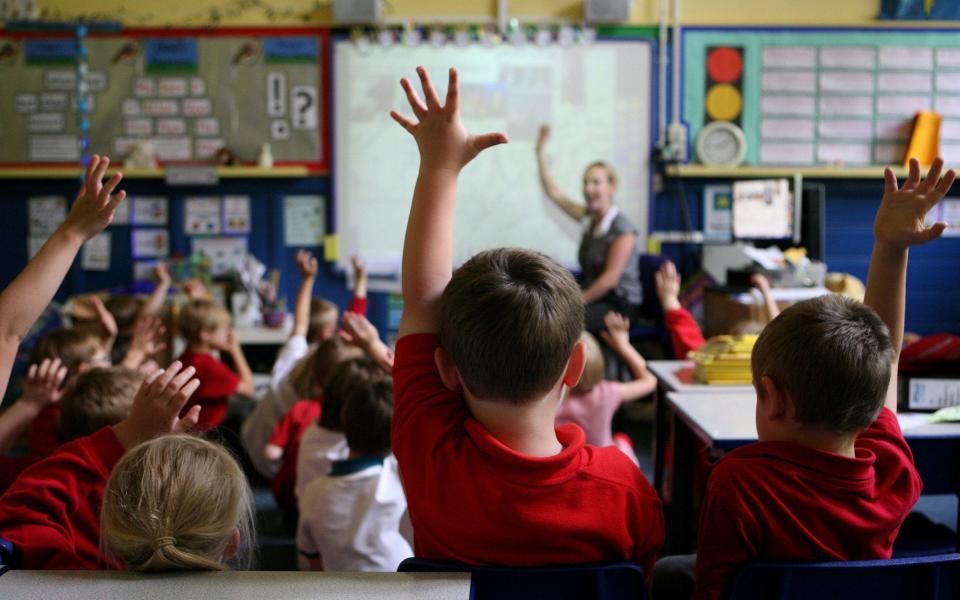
295, 422, 349, 498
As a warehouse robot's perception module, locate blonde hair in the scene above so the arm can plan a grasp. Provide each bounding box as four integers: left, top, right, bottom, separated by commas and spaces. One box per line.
178, 299, 231, 343
101, 435, 255, 572
28, 328, 103, 377
58, 367, 144, 442
288, 336, 364, 400
573, 331, 604, 394
584, 161, 619, 187
307, 299, 339, 342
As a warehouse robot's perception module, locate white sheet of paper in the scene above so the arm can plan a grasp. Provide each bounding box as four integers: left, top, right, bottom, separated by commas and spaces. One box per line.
185, 197, 222, 235
818, 119, 874, 140
936, 96, 960, 117
732, 179, 792, 239
29, 135, 78, 161
940, 198, 960, 237
150, 137, 192, 160
28, 196, 66, 236
703, 185, 733, 241
937, 73, 960, 93
819, 72, 874, 93
760, 118, 814, 140
759, 142, 814, 165
133, 196, 169, 226
817, 142, 872, 165
761, 46, 815, 68
940, 144, 960, 165
760, 95, 815, 116
283, 195, 325, 246
223, 195, 251, 234
877, 95, 931, 117
191, 237, 248, 276
132, 229, 170, 258
879, 47, 933, 70
760, 71, 815, 92
875, 118, 913, 140
875, 143, 906, 164
877, 72, 932, 93
819, 95, 874, 117
81, 232, 111, 271
938, 48, 960, 68
942, 120, 960, 139
819, 47, 875, 69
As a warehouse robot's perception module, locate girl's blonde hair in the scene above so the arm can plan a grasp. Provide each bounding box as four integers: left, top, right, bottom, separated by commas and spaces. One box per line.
573, 331, 604, 394
100, 435, 255, 572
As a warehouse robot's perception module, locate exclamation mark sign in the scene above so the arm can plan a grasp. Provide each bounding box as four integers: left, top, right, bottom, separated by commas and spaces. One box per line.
267, 72, 286, 117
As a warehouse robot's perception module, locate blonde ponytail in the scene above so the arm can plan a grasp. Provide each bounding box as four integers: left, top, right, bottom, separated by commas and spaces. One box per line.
100, 435, 255, 571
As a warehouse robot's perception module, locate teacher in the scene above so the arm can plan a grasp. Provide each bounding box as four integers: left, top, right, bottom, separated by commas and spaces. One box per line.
536, 124, 642, 334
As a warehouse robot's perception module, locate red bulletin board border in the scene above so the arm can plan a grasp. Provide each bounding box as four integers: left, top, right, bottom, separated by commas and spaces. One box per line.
0, 26, 330, 174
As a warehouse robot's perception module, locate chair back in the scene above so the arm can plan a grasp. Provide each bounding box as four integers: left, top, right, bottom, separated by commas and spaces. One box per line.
726, 553, 960, 600
399, 557, 647, 600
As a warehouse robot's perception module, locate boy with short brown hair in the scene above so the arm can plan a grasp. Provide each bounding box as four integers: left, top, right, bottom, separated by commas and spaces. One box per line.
389, 67, 663, 573
58, 366, 144, 442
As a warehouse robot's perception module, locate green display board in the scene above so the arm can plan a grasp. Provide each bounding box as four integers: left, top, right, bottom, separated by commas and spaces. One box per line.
0, 27, 327, 170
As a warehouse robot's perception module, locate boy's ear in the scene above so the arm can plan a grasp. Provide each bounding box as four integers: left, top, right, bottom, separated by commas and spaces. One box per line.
758, 375, 790, 422
562, 340, 587, 388
223, 528, 241, 561
434, 347, 462, 392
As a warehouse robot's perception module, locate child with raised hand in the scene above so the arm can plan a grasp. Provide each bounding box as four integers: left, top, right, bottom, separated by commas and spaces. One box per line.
684, 158, 951, 600
389, 66, 663, 572
0, 361, 200, 569
0, 155, 125, 405
556, 311, 657, 464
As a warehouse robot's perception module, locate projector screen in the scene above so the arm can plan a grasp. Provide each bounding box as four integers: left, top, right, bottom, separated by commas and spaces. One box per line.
333, 39, 653, 288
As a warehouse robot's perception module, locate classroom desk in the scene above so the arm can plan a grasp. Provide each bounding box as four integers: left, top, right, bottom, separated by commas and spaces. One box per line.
664, 391, 960, 554
646, 361, 753, 496
0, 570, 471, 600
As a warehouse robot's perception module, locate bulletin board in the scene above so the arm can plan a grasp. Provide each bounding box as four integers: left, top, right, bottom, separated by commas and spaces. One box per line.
0, 27, 328, 170
683, 28, 960, 167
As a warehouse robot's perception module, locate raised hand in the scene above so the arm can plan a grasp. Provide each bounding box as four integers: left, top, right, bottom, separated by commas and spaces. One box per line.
296, 249, 318, 279
600, 311, 632, 351
340, 311, 379, 349
21, 358, 68, 409
655, 260, 682, 312
536, 124, 551, 154
111, 361, 200, 449
390, 66, 508, 173
129, 317, 167, 357
153, 262, 172, 286
62, 154, 126, 242
876, 157, 956, 249
87, 294, 118, 340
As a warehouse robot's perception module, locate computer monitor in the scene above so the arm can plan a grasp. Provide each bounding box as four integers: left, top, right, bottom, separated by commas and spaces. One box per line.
731, 179, 825, 262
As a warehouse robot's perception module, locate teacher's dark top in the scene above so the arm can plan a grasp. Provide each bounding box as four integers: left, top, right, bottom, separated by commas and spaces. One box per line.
578, 206, 641, 307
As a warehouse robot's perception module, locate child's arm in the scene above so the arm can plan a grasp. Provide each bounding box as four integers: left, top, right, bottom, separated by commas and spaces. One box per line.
865, 158, 955, 414
0, 359, 66, 454
656, 261, 706, 357
226, 329, 256, 397
140, 262, 172, 318
536, 125, 586, 221
599, 312, 658, 401
348, 255, 368, 315
750, 273, 780, 322
291, 250, 318, 339
342, 311, 394, 372
120, 317, 166, 370
390, 67, 507, 336
87, 295, 118, 356
111, 360, 202, 450
0, 156, 124, 403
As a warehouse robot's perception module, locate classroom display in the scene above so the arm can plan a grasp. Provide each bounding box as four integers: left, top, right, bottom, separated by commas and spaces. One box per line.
684, 29, 960, 167
333, 39, 653, 278
0, 28, 326, 168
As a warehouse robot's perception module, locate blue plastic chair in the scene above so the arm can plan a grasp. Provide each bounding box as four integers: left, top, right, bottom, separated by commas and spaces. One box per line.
0, 537, 16, 576
398, 557, 648, 600
725, 553, 960, 600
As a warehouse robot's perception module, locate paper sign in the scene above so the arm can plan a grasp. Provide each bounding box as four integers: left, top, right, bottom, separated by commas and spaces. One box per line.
44, 70, 76, 90
223, 195, 251, 234
156, 118, 187, 135
132, 229, 170, 258
761, 46, 815, 68
182, 98, 212, 116
40, 92, 68, 112
271, 120, 291, 140
818, 120, 874, 140
732, 179, 792, 239
82, 232, 111, 271
879, 47, 933, 70
185, 196, 222, 234
150, 137, 192, 160
324, 233, 339, 261
192, 237, 248, 276
877, 72, 932, 93
760, 119, 814, 140
110, 198, 131, 225
284, 195, 325, 245
941, 199, 960, 237
703, 185, 733, 241
820, 47, 875, 69
27, 113, 65, 133
122, 99, 141, 116
85, 71, 108, 92
291, 85, 318, 130
143, 99, 180, 117
158, 77, 188, 97
28, 196, 67, 236
760, 95, 815, 116
877, 95, 931, 117
15, 93, 38, 113
125, 118, 153, 136
194, 118, 220, 136
194, 138, 225, 159
819, 95, 874, 117
267, 72, 287, 117
760, 71, 815, 92
134, 78, 156, 97
759, 143, 814, 165
29, 135, 78, 161
190, 77, 206, 96
819, 72, 874, 93
133, 196, 168, 225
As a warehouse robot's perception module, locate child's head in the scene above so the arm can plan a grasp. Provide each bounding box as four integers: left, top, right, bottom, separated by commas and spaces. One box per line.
307, 299, 339, 343
440, 248, 584, 403
320, 357, 382, 431
105, 295, 144, 335
58, 367, 143, 442
101, 435, 255, 572
572, 331, 604, 395
751, 294, 895, 437
290, 336, 364, 400
28, 328, 108, 377
341, 369, 393, 457
178, 299, 231, 346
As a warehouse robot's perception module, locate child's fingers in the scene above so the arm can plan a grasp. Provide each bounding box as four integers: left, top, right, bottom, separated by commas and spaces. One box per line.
918, 157, 943, 195
471, 132, 509, 153
174, 404, 202, 433
934, 168, 957, 199
54, 365, 68, 386
920, 222, 947, 244
27, 363, 38, 381
599, 331, 612, 346
883, 167, 897, 194
390, 111, 417, 133
903, 158, 920, 190
416, 66, 442, 110
100, 172, 124, 203
93, 155, 111, 189
399, 77, 427, 117
166, 366, 196, 397
84, 155, 100, 187
445, 68, 459, 113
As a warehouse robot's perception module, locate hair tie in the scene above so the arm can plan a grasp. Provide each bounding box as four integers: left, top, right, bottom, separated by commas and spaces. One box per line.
153, 536, 177, 551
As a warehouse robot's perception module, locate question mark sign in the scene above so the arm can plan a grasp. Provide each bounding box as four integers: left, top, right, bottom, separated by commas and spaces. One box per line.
291, 85, 317, 130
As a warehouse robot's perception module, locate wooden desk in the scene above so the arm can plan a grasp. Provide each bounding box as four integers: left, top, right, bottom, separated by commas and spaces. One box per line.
0, 570, 471, 600
665, 390, 960, 553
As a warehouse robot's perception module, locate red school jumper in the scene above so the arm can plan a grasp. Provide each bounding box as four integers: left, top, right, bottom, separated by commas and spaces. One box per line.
392, 334, 665, 577
664, 307, 706, 359
270, 396, 322, 514
0, 426, 125, 569
177, 348, 240, 432
694, 408, 923, 600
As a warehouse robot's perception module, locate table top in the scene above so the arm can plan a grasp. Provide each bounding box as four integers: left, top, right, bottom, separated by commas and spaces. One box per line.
647, 361, 755, 394
234, 324, 292, 345
666, 391, 960, 450
0, 571, 471, 600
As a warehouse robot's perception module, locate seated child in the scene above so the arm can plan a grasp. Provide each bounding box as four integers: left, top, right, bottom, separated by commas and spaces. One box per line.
657, 260, 777, 358
555, 311, 657, 464
0, 361, 202, 568
685, 158, 949, 600
177, 299, 255, 432
100, 434, 255, 571
296, 364, 411, 571
388, 67, 663, 573
241, 252, 368, 477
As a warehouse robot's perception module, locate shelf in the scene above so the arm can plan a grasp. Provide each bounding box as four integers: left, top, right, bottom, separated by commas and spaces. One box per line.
664, 164, 913, 179
0, 165, 316, 179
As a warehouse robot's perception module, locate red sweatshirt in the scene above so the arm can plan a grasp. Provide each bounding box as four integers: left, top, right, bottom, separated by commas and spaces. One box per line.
664, 307, 706, 359
0, 426, 125, 569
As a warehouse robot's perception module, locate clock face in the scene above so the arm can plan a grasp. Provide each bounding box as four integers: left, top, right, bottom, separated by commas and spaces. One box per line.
697, 122, 746, 166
